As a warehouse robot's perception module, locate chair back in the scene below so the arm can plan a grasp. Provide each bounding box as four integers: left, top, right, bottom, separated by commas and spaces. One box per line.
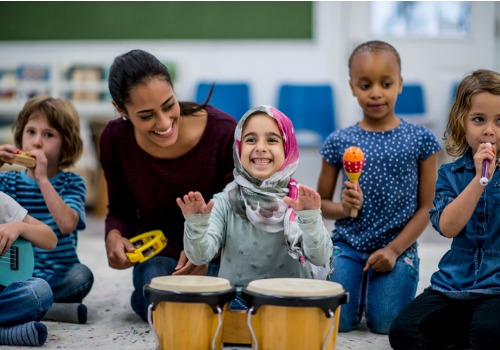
277, 84, 336, 147
394, 83, 434, 126
195, 82, 251, 120
395, 83, 425, 116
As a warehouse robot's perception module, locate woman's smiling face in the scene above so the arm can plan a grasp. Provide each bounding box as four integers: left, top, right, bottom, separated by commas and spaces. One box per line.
124, 77, 181, 153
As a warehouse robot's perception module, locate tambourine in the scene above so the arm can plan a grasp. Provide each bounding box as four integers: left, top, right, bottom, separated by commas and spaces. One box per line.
126, 230, 167, 263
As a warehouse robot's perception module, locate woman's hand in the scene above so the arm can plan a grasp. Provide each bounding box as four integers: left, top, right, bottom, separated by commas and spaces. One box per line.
176, 191, 214, 215
284, 184, 321, 210
172, 250, 209, 275
105, 230, 136, 269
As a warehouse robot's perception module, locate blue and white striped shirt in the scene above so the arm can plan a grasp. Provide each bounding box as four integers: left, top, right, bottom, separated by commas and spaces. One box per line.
0, 169, 86, 279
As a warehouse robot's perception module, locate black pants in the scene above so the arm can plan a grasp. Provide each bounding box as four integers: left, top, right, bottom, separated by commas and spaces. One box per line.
389, 289, 500, 350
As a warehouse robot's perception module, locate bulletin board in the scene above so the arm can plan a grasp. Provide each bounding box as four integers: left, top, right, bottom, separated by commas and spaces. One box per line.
0, 1, 312, 40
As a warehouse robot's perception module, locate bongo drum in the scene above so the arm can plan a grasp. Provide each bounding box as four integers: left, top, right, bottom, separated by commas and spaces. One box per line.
242, 278, 348, 350
144, 275, 235, 350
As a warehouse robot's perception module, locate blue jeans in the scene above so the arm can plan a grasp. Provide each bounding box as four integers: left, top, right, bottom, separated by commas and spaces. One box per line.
230, 292, 249, 311
45, 263, 94, 303
389, 289, 500, 350
131, 256, 220, 321
331, 237, 419, 334
0, 277, 53, 326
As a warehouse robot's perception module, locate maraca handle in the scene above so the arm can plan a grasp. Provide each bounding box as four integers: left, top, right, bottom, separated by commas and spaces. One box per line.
347, 179, 360, 218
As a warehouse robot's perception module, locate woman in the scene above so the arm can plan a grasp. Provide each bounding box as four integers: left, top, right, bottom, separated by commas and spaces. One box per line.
100, 49, 237, 321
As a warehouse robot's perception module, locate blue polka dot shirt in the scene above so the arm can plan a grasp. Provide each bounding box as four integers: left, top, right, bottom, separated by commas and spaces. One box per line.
320, 119, 441, 252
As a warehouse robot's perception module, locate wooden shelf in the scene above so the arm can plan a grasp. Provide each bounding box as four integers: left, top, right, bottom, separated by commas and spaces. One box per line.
0, 62, 113, 121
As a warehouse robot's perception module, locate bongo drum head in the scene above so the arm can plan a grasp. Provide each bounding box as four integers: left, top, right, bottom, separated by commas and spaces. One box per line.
145, 276, 235, 313
246, 278, 344, 297
149, 275, 231, 293
242, 278, 348, 316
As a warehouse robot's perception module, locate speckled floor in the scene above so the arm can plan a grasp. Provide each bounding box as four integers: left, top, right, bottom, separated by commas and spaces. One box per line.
3, 215, 448, 350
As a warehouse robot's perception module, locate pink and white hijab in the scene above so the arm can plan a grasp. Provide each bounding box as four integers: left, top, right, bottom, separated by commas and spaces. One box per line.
224, 105, 305, 263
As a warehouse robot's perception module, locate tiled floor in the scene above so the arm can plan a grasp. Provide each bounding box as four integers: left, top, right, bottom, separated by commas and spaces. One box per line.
8, 148, 453, 349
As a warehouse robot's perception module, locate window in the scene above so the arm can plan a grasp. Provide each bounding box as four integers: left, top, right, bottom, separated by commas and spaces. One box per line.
371, 1, 470, 38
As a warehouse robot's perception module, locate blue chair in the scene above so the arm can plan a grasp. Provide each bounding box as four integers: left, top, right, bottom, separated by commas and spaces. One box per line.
394, 83, 430, 125
277, 84, 336, 148
195, 82, 251, 120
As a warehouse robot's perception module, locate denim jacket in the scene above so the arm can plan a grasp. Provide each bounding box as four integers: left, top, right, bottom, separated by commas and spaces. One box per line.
428, 151, 500, 298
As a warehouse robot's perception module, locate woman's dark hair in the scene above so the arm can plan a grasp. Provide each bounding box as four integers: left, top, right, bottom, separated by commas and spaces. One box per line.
108, 49, 213, 115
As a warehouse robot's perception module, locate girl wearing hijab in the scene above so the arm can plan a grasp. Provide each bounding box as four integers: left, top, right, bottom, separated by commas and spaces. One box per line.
177, 105, 333, 309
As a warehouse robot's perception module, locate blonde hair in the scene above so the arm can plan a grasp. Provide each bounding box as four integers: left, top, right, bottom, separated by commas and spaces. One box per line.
13, 96, 83, 168
444, 69, 500, 157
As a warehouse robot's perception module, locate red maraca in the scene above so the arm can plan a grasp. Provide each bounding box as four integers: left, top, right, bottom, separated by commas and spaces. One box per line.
343, 146, 365, 218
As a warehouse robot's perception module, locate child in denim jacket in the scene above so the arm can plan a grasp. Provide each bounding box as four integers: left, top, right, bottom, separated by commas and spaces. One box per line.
390, 69, 500, 350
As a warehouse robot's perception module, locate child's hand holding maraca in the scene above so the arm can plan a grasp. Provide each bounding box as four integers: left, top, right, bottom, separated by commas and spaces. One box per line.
341, 181, 364, 217
343, 146, 365, 218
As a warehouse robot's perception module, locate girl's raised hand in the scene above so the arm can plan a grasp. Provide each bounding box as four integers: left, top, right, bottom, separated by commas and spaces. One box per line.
284, 184, 321, 211
176, 191, 214, 215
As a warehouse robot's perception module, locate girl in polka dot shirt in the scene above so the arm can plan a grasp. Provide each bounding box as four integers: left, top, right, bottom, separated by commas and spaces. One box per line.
317, 40, 441, 334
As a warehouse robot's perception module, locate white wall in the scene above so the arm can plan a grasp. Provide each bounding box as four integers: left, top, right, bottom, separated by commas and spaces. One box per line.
496, 3, 500, 72
0, 2, 342, 116
0, 1, 498, 140
345, 2, 498, 140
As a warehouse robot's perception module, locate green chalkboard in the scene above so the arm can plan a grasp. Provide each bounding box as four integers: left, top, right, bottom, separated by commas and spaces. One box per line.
0, 1, 312, 40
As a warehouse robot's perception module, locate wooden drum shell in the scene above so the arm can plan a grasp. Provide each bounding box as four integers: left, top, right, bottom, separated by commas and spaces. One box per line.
145, 276, 235, 350
242, 278, 348, 350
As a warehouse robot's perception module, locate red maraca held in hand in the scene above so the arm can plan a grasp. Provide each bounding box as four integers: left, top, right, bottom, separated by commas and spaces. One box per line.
343, 146, 365, 218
